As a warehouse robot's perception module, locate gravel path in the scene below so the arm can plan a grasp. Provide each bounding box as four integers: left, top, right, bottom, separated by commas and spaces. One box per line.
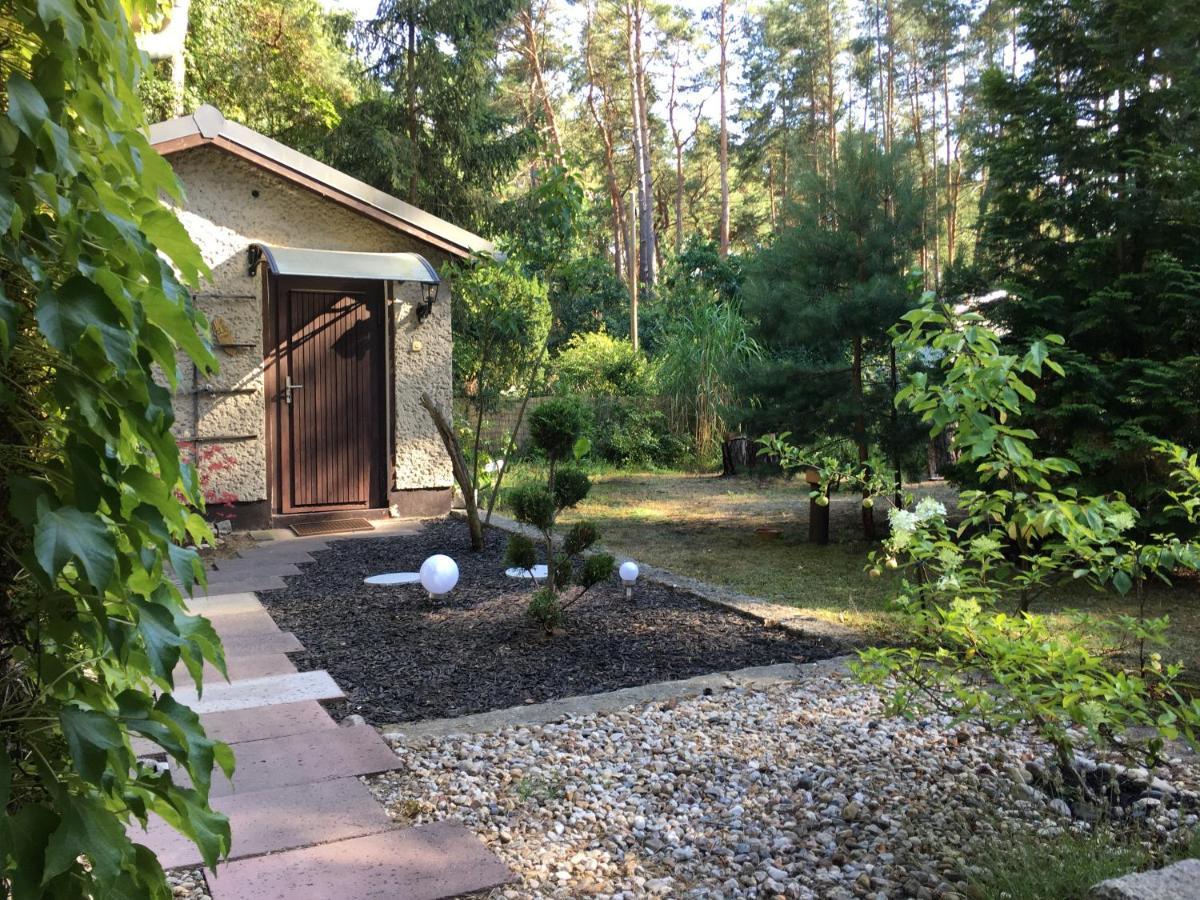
259, 519, 839, 725
368, 665, 1199, 899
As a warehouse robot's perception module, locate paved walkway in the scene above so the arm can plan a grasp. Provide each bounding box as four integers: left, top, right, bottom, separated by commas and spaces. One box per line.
133, 522, 513, 900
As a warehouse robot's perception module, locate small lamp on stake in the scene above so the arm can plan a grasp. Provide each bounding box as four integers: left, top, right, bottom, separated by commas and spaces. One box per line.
619, 560, 639, 601
420, 554, 459, 600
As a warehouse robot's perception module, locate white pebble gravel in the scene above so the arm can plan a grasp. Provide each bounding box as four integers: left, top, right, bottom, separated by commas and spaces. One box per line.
369, 668, 1199, 899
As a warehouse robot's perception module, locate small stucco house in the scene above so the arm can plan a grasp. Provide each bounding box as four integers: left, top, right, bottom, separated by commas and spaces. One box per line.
150, 106, 488, 528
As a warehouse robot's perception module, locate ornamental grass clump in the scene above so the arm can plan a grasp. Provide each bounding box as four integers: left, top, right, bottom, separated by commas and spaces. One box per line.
504, 398, 614, 631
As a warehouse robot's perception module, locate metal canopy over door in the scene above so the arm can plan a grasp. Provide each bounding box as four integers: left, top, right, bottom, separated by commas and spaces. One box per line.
273, 277, 387, 514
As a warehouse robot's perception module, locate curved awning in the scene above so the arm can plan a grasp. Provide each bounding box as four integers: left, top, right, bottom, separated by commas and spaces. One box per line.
250, 244, 440, 283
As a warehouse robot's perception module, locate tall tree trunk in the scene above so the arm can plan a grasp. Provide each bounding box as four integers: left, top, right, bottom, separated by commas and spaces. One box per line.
406, 14, 418, 204
627, 189, 639, 350
520, 4, 564, 166
717, 0, 730, 257
584, 7, 626, 281
626, 0, 657, 285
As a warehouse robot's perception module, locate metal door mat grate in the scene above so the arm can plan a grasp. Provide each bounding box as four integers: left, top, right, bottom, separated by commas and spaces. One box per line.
290, 518, 375, 537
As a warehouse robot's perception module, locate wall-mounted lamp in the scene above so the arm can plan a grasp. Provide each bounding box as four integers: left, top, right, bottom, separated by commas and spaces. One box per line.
416, 281, 440, 323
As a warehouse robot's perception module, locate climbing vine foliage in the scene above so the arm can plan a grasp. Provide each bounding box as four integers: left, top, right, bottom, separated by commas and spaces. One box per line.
1, 1, 232, 896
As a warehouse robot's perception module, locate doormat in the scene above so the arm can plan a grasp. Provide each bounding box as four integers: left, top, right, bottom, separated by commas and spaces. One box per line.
290, 518, 375, 537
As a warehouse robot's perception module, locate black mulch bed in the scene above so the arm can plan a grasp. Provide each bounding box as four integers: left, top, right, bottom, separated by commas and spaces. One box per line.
258, 518, 840, 726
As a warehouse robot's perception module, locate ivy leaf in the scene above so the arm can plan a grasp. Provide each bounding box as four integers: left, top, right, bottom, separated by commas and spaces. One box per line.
168, 543, 202, 595
34, 497, 115, 589
5, 74, 48, 140
5, 805, 60, 900
59, 706, 123, 786
43, 795, 126, 883
133, 598, 184, 681
0, 282, 16, 361
36, 0, 85, 48
139, 209, 203, 284
36, 276, 134, 372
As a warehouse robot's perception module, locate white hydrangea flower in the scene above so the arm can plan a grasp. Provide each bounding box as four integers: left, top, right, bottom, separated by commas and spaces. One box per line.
914, 497, 948, 522
888, 508, 919, 533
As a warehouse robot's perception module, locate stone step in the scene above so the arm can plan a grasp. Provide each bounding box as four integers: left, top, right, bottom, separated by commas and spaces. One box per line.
131, 699, 338, 757
217, 631, 304, 657
176, 724, 398, 798
133, 777, 395, 869
170, 669, 341, 715
206, 822, 514, 900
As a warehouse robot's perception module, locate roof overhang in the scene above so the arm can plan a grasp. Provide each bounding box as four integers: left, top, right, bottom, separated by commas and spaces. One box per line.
150, 106, 494, 261
251, 244, 440, 284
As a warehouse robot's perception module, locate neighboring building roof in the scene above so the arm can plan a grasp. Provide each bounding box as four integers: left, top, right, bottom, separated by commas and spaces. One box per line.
149, 105, 494, 260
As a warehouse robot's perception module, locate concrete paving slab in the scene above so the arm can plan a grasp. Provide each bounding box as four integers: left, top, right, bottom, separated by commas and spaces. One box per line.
199, 575, 290, 594
190, 724, 399, 797
201, 608, 283, 639
173, 653, 298, 689
171, 669, 341, 715
205, 559, 303, 578
207, 822, 514, 900
183, 592, 266, 617
131, 700, 338, 757
202, 700, 338, 746
217, 631, 304, 656
134, 777, 395, 869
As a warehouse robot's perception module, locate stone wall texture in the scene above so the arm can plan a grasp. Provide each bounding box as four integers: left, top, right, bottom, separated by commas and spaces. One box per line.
168, 146, 455, 506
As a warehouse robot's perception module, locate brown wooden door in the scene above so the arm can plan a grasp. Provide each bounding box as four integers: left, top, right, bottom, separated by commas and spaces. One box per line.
274, 278, 386, 514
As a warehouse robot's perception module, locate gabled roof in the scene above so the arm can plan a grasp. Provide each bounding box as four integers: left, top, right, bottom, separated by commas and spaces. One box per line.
149, 105, 494, 260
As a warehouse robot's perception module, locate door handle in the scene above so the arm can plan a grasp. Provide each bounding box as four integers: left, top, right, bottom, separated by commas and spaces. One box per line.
285, 374, 303, 405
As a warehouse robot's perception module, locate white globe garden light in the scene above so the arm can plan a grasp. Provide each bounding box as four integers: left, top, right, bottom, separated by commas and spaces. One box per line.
619, 560, 640, 601
419, 554, 459, 599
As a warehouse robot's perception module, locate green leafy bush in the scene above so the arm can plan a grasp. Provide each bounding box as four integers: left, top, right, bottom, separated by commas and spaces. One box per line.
504, 533, 538, 572
552, 467, 592, 510
845, 295, 1200, 770
507, 484, 556, 532
1, 2, 234, 894
554, 331, 655, 398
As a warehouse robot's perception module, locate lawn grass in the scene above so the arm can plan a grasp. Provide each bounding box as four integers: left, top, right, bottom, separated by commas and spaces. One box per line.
496, 466, 1200, 673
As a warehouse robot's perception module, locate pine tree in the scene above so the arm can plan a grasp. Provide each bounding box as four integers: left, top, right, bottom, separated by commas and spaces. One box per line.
976, 0, 1200, 510
743, 132, 925, 537
323, 0, 535, 229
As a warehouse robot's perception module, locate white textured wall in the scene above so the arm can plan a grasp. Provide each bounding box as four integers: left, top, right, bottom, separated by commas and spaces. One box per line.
168, 146, 454, 504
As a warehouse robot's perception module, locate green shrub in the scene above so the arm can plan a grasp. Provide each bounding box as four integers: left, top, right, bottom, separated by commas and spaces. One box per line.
591, 399, 689, 468
529, 586, 564, 631
554, 331, 655, 397
528, 398, 587, 462
506, 401, 612, 630
507, 484, 556, 531
553, 466, 592, 510
504, 533, 537, 571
